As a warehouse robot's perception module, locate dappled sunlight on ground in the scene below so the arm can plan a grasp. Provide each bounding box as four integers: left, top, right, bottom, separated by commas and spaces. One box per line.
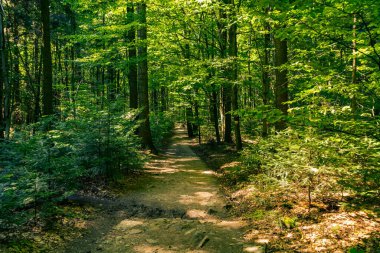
115, 219, 144, 230
145, 167, 179, 174
185, 209, 217, 222
242, 206, 380, 252
179, 191, 218, 206
215, 220, 247, 229
60, 128, 249, 253
202, 170, 216, 175
297, 211, 380, 252
243, 246, 266, 253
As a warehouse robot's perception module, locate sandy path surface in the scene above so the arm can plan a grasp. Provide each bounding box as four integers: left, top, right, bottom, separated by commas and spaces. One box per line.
62, 128, 258, 253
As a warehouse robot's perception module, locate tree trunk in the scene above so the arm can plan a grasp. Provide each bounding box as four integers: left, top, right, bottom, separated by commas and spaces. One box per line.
137, 2, 156, 153
160, 86, 167, 111
70, 46, 77, 118
0, 3, 10, 139
0, 3, 5, 139
274, 37, 288, 131
212, 86, 221, 144
41, 0, 53, 116
228, 0, 242, 150
186, 107, 194, 138
351, 14, 358, 114
127, 3, 138, 109
12, 15, 21, 125
33, 39, 42, 123
218, 0, 232, 143
262, 21, 271, 137
4, 32, 10, 138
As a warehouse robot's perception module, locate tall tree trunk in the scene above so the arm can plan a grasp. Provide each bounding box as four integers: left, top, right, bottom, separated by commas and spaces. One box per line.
228, 0, 242, 150
127, 3, 138, 109
212, 86, 221, 144
137, 2, 156, 153
0, 3, 5, 139
0, 2, 10, 139
218, 0, 232, 143
41, 0, 53, 115
160, 86, 167, 111
12, 16, 21, 125
33, 38, 41, 123
208, 30, 221, 144
274, 37, 288, 131
194, 95, 201, 144
186, 107, 194, 138
351, 14, 358, 114
222, 86, 232, 142
262, 21, 271, 137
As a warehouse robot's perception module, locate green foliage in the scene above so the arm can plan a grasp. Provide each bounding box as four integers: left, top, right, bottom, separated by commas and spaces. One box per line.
238, 126, 380, 204
0, 106, 143, 231
150, 111, 175, 148
280, 216, 298, 229
67, 106, 144, 178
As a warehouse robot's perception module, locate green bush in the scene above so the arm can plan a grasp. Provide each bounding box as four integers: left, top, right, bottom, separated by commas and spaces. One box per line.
150, 111, 175, 148
0, 107, 144, 231
238, 127, 380, 204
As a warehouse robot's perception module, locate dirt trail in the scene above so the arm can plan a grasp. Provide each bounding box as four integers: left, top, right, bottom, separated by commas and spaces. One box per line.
62, 128, 258, 253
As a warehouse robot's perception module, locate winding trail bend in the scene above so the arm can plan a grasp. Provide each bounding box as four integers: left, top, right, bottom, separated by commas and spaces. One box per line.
62, 128, 258, 253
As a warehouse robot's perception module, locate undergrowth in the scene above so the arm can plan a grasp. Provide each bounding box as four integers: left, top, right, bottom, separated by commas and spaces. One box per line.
193, 126, 380, 252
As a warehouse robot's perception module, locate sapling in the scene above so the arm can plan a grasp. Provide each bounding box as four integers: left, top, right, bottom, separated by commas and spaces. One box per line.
307, 167, 319, 212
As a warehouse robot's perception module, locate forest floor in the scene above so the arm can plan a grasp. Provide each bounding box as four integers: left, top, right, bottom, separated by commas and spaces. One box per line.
2, 127, 379, 252
192, 140, 380, 252
53, 127, 259, 253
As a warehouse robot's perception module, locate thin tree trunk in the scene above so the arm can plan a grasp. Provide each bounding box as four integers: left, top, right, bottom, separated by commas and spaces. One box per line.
70, 47, 77, 118
34, 45, 42, 123
228, 0, 242, 150
351, 14, 358, 114
186, 107, 194, 138
127, 3, 138, 109
218, 0, 232, 143
12, 16, 21, 125
0, 2, 10, 139
262, 20, 271, 137
274, 37, 288, 131
160, 86, 167, 111
137, 2, 156, 153
212, 86, 221, 144
41, 0, 53, 115
0, 2, 5, 139
194, 96, 201, 144
33, 38, 41, 123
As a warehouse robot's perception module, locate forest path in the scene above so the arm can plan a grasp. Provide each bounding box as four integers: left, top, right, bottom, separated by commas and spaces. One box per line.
61, 127, 259, 253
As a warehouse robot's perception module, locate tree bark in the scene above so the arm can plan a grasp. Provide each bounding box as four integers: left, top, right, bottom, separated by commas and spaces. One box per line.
274, 37, 288, 131
351, 14, 358, 114
12, 14, 21, 125
34, 38, 42, 123
218, 0, 232, 143
41, 0, 53, 115
127, 3, 138, 109
0, 3, 5, 139
160, 86, 167, 111
186, 107, 194, 138
228, 0, 242, 150
137, 2, 156, 153
212, 86, 221, 144
262, 20, 271, 137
